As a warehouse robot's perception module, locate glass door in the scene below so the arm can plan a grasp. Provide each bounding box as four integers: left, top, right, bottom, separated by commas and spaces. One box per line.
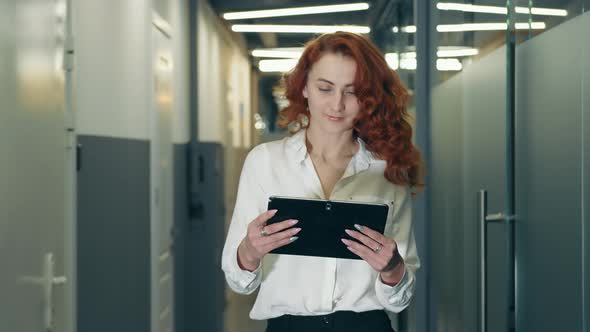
430, 0, 589, 331
514, 1, 588, 331
430, 1, 514, 331
0, 1, 75, 331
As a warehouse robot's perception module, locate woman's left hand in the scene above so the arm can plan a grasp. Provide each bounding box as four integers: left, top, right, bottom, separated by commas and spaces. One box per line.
341, 224, 405, 285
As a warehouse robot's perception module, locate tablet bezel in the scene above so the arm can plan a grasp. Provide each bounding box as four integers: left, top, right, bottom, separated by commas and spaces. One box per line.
266, 195, 389, 260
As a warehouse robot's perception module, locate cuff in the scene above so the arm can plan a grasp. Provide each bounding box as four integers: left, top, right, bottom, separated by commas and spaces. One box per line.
375, 266, 415, 312
377, 266, 409, 293
228, 246, 262, 291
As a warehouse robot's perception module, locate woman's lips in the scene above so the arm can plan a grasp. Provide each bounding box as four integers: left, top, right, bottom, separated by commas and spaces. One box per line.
326, 114, 344, 121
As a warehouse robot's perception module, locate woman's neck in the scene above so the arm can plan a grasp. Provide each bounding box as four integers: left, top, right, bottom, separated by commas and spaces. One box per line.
305, 125, 358, 162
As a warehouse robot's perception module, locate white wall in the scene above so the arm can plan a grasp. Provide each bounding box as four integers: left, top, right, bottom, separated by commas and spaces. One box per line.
197, 1, 251, 148
73, 0, 152, 140
73, 0, 190, 144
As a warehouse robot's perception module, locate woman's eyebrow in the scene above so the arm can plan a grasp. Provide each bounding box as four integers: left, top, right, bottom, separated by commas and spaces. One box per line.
316, 78, 354, 87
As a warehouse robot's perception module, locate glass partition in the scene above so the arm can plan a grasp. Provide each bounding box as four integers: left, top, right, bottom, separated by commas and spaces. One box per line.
514, 0, 588, 330
431, 1, 511, 331
430, 0, 589, 331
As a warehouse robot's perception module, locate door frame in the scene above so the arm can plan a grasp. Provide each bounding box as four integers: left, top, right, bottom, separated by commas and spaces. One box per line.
150, 11, 174, 332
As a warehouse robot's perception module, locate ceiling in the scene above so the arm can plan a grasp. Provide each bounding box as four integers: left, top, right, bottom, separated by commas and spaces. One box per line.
208, 0, 414, 51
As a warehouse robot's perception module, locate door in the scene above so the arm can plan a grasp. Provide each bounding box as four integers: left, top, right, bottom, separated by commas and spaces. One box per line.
0, 0, 75, 331
151, 20, 175, 332
431, 1, 512, 331
513, 1, 589, 331
430, 1, 589, 331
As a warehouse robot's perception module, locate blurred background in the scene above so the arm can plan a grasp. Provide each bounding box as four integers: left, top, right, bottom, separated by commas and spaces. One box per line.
0, 0, 588, 331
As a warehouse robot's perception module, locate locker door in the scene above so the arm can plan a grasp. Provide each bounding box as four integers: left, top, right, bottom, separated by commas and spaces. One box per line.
0, 0, 75, 331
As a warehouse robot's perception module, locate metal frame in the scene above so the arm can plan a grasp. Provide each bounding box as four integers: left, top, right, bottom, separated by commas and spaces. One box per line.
414, 1, 437, 331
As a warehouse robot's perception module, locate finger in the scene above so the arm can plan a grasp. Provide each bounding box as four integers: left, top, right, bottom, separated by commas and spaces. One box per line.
263, 233, 299, 252
263, 218, 299, 235
344, 229, 381, 252
253, 209, 278, 227
342, 240, 382, 267
342, 239, 390, 270
260, 227, 301, 246
353, 224, 394, 247
341, 238, 378, 259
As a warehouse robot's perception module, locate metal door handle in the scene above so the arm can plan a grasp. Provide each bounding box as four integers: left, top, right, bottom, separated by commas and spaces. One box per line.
18, 253, 67, 331
478, 190, 515, 332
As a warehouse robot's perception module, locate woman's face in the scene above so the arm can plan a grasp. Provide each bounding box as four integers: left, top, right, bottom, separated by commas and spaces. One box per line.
303, 52, 360, 134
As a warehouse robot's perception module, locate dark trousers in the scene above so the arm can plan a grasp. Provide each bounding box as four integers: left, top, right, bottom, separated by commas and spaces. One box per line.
265, 310, 395, 332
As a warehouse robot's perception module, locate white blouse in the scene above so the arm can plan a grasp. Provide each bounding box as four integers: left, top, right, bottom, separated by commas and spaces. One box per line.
221, 129, 420, 320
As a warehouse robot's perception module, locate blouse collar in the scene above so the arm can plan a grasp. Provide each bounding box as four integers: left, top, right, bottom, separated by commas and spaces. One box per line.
286, 129, 375, 172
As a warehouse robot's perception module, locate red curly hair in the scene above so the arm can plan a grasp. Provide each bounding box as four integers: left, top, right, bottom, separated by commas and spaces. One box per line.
277, 31, 425, 191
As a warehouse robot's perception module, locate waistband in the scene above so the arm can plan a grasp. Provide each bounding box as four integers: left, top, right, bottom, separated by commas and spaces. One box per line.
267, 310, 393, 331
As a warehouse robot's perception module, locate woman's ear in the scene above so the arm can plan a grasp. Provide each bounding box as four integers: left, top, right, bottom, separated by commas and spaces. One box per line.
302, 85, 308, 99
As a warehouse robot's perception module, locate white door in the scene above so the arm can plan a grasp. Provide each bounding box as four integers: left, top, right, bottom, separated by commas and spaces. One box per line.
151, 21, 175, 332
0, 0, 76, 331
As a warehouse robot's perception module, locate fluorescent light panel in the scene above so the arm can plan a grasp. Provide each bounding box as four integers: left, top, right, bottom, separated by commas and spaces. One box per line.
438, 3, 505, 14
438, 22, 546, 31
251, 48, 303, 58
254, 48, 476, 72
436, 58, 463, 71
385, 54, 463, 71
250, 47, 481, 59
384, 48, 478, 59
437, 2, 568, 17
258, 59, 298, 72
402, 25, 417, 33
438, 48, 479, 57
395, 22, 546, 33
223, 3, 369, 20
232, 24, 370, 34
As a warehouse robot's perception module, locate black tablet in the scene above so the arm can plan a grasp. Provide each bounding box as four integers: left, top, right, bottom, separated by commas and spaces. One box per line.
266, 196, 389, 260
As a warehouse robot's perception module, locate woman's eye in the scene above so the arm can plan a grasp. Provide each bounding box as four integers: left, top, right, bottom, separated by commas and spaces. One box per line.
318, 87, 331, 92
345, 91, 356, 96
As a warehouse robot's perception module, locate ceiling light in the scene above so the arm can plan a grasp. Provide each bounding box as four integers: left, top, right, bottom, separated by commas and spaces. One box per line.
251, 48, 304, 58
384, 53, 417, 70
232, 24, 370, 34
401, 25, 417, 33
437, 22, 546, 32
437, 48, 479, 57
514, 22, 547, 29
437, 3, 506, 14
385, 53, 463, 71
396, 22, 546, 33
223, 3, 369, 20
436, 58, 463, 71
437, 2, 567, 17
522, 7, 568, 16
258, 59, 298, 72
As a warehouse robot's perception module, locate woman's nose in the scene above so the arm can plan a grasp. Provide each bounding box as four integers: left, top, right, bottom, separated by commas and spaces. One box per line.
330, 92, 345, 112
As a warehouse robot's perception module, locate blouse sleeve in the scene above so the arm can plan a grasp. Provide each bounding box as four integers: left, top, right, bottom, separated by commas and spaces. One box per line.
221, 145, 267, 295
374, 186, 421, 312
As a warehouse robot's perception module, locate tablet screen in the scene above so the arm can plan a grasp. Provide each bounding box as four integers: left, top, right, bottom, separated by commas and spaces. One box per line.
266, 196, 389, 259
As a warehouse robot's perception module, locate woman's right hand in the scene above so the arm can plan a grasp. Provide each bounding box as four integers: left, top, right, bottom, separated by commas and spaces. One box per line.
237, 209, 301, 271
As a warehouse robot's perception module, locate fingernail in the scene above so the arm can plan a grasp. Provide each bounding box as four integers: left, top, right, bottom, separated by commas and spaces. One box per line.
290, 219, 299, 225
345, 229, 353, 235
341, 238, 349, 244
293, 228, 302, 233
270, 209, 278, 215
290, 236, 299, 242
354, 224, 364, 231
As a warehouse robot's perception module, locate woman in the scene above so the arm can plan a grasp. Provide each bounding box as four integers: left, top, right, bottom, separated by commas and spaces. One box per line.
221, 31, 424, 332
